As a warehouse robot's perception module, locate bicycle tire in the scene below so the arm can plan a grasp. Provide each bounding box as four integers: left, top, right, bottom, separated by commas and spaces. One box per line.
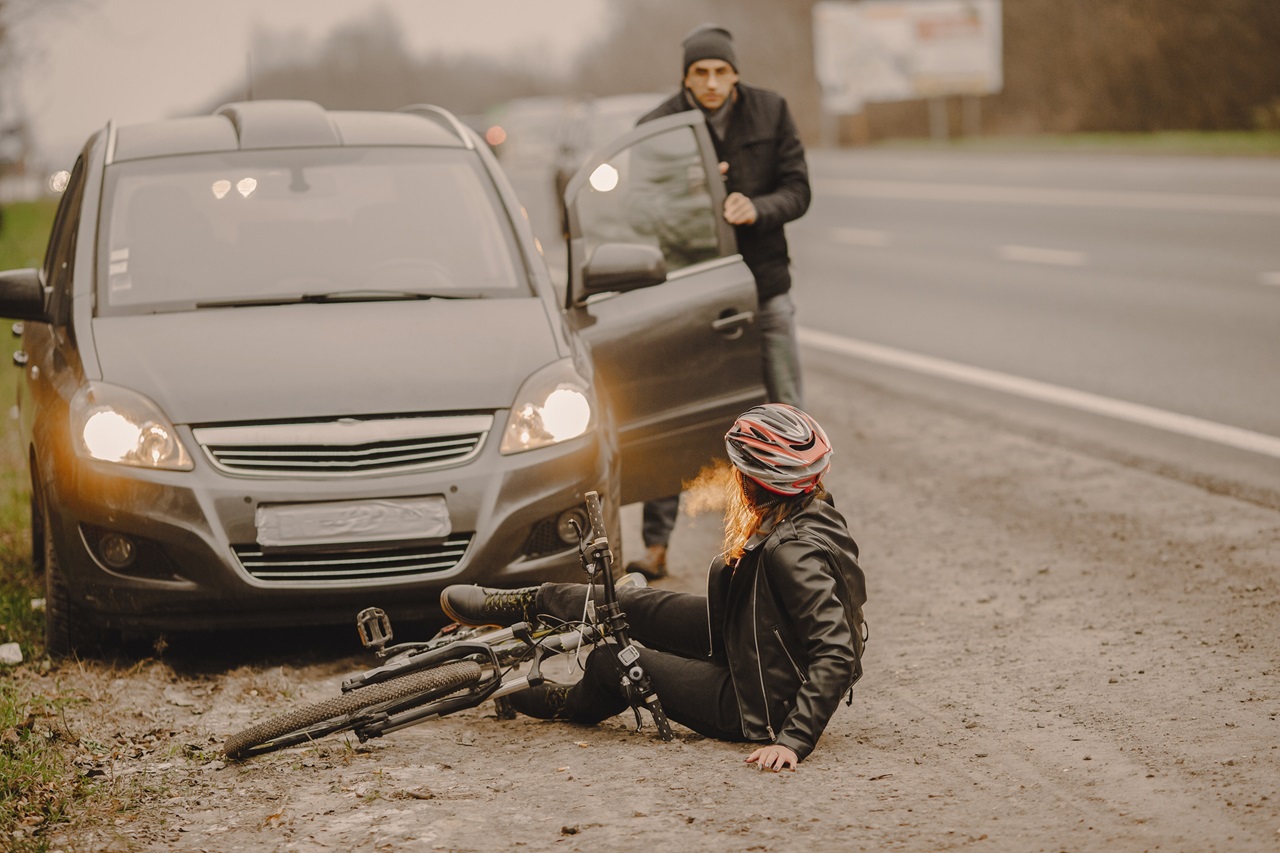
224, 659, 484, 759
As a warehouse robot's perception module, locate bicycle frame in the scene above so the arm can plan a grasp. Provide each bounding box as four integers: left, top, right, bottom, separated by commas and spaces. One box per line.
347, 620, 608, 740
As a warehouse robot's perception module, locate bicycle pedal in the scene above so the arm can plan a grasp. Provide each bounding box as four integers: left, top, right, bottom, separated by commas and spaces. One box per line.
356, 607, 393, 651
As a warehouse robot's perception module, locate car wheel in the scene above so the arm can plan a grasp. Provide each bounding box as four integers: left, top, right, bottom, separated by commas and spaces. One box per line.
29, 479, 44, 575
42, 504, 105, 659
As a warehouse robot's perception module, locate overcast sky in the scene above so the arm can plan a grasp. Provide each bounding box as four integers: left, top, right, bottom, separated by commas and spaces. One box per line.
10, 0, 609, 165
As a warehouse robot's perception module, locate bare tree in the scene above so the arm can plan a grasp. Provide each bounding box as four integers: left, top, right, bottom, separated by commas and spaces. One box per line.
1, 0, 85, 175
200, 6, 567, 119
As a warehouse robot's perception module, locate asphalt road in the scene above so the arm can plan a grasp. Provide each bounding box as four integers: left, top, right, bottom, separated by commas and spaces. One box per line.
795, 149, 1280, 435
790, 148, 1280, 506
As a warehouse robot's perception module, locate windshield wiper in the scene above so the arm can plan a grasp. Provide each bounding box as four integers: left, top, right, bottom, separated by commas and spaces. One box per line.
300, 290, 469, 303
195, 291, 470, 309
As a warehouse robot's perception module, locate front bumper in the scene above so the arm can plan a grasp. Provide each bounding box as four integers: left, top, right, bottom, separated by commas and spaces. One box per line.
44, 422, 615, 633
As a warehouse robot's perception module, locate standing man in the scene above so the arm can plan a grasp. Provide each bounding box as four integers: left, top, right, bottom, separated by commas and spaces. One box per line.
627, 23, 812, 581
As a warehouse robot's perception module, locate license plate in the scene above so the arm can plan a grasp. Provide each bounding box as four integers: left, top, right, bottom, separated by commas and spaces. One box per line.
255, 496, 451, 549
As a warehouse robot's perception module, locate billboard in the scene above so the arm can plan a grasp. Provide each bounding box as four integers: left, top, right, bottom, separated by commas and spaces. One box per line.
814, 0, 1003, 113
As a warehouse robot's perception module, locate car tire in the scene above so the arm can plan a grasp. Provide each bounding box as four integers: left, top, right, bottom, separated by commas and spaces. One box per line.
42, 503, 106, 659
29, 479, 44, 575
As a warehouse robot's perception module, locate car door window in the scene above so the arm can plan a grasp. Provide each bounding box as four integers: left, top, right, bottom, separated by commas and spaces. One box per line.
561, 111, 765, 503
576, 124, 723, 275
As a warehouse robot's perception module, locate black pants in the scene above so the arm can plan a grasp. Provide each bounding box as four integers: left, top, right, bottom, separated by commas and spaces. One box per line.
537, 583, 747, 743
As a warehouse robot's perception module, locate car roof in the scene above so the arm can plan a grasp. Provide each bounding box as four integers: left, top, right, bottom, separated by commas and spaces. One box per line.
108, 100, 471, 164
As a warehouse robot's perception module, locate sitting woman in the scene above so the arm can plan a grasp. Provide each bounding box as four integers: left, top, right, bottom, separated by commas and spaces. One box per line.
440, 403, 867, 770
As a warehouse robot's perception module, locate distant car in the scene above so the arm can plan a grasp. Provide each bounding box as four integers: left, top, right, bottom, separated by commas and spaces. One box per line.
552, 93, 669, 214
481, 96, 577, 168
546, 94, 669, 246
0, 99, 764, 655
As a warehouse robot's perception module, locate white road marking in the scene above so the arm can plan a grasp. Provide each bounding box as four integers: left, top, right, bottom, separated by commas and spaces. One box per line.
1260, 272, 1280, 287
823, 179, 1280, 216
799, 327, 1280, 460
829, 227, 891, 247
998, 245, 1087, 267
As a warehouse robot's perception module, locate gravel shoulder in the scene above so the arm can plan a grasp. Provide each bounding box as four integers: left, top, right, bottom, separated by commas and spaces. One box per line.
22, 352, 1279, 853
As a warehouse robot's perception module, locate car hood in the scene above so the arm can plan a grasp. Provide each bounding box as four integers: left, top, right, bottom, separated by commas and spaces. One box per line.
90, 299, 562, 424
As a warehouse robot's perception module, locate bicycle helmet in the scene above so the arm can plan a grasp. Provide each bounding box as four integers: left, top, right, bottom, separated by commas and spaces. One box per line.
725, 403, 832, 495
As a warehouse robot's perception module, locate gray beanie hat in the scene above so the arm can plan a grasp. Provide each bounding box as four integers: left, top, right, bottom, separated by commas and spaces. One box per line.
682, 24, 737, 74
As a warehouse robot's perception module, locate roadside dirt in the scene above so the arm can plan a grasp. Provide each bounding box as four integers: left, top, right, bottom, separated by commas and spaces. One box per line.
16, 354, 1280, 852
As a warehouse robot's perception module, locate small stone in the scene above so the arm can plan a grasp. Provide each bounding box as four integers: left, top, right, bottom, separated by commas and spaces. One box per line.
0, 643, 22, 666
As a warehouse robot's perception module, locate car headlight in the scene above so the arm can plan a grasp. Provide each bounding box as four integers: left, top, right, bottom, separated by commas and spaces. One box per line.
500, 359, 594, 455
70, 382, 193, 470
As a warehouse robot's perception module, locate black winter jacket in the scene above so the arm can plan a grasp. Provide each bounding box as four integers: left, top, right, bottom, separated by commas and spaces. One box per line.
706, 495, 866, 761
640, 83, 811, 301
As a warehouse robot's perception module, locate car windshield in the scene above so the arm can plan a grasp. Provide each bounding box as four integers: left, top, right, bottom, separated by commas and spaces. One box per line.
98, 147, 528, 314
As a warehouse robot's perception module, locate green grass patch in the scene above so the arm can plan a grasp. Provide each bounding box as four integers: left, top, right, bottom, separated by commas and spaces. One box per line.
0, 677, 94, 851
1, 199, 67, 851
2, 199, 56, 658
1, 200, 57, 270
880, 130, 1280, 158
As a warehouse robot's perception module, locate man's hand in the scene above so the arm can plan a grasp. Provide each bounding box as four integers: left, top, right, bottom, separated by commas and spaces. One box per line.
724, 192, 757, 225
745, 744, 798, 772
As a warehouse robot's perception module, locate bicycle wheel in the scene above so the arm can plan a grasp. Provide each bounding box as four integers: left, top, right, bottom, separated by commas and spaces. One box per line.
224, 659, 483, 759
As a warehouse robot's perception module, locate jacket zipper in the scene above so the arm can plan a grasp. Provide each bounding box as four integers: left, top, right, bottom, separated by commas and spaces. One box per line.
773, 627, 807, 683
752, 575, 775, 741
710, 554, 750, 738
704, 556, 717, 659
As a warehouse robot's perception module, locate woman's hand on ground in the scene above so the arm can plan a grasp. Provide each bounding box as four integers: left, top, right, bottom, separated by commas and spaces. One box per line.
745, 744, 798, 772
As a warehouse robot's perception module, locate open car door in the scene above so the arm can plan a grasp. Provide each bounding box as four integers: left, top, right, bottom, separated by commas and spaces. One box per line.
562, 110, 766, 504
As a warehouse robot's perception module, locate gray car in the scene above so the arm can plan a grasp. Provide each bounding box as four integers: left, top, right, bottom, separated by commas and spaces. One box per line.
0, 99, 764, 656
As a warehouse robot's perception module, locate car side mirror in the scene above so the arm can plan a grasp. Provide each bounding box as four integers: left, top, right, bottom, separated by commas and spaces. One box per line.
0, 268, 48, 322
581, 243, 667, 296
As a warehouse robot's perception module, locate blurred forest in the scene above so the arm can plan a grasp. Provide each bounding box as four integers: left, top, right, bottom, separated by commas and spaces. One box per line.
5, 0, 1277, 147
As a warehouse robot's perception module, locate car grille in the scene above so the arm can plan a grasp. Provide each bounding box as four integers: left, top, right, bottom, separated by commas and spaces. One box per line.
192, 414, 493, 477
233, 535, 473, 583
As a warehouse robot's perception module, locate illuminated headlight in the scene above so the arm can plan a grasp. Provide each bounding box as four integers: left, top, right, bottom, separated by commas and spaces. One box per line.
70, 382, 193, 470
500, 359, 594, 455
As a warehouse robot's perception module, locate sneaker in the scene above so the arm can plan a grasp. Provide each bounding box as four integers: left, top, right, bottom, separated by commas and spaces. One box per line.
625, 544, 668, 581
508, 681, 573, 720
440, 584, 539, 627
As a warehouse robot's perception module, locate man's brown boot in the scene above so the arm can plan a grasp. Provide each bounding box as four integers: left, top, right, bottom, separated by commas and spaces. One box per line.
625, 544, 668, 580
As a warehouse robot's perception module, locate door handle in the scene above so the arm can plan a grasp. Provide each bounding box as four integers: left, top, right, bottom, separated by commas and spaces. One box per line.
711, 310, 754, 340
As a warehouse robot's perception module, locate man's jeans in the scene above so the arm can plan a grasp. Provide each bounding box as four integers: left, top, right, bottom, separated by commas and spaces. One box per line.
758, 291, 804, 408
638, 291, 805, 550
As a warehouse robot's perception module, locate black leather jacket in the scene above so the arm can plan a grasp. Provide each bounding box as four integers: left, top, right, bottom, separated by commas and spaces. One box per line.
706, 494, 866, 761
